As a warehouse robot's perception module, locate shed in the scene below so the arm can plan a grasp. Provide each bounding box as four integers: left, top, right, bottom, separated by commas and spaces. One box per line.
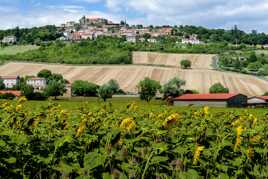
174, 93, 247, 107
247, 96, 268, 107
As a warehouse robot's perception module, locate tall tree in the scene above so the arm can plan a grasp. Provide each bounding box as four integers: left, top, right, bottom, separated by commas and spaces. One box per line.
0, 79, 5, 90
162, 77, 186, 99
44, 80, 66, 99
138, 77, 161, 102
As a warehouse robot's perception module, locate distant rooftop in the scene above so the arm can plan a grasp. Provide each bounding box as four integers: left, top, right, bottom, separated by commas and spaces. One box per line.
174, 93, 240, 101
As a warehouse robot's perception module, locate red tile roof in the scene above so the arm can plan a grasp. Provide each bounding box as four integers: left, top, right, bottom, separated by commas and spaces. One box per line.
258, 96, 268, 101
0, 76, 19, 80
27, 77, 46, 80
174, 93, 239, 101
0, 90, 21, 97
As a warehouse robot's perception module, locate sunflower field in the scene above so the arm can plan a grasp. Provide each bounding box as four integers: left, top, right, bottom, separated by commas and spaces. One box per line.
1, 98, 268, 178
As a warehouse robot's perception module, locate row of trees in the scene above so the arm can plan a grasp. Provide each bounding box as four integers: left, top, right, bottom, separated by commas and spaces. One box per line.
71, 79, 123, 101
71, 77, 231, 102
137, 78, 230, 102
175, 25, 268, 45
0, 26, 61, 45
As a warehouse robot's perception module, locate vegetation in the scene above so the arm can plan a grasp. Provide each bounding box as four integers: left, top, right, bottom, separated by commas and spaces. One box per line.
180, 59, 192, 69
37, 69, 53, 79
72, 80, 99, 97
0, 37, 132, 64
138, 77, 161, 102
174, 25, 268, 45
0, 36, 258, 65
0, 98, 268, 178
107, 79, 120, 94
44, 80, 66, 99
0, 79, 5, 90
96, 79, 121, 101
0, 25, 61, 44
219, 51, 268, 76
209, 83, 229, 94
263, 92, 268, 96
162, 77, 186, 99
21, 84, 34, 99
97, 84, 113, 101
0, 45, 38, 56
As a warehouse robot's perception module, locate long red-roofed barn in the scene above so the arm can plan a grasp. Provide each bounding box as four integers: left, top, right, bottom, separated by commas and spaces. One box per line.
174, 93, 247, 107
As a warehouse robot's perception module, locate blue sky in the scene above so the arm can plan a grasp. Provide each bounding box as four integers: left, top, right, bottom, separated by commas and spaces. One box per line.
1, 0, 268, 32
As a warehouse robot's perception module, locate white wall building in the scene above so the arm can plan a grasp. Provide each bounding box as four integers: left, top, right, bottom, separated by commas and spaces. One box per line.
181, 35, 201, 45
125, 33, 137, 43
1, 76, 19, 89
2, 36, 17, 44
26, 77, 46, 90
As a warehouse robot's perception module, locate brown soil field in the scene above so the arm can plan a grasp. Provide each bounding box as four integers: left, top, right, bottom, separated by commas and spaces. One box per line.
133, 51, 216, 69
0, 62, 267, 96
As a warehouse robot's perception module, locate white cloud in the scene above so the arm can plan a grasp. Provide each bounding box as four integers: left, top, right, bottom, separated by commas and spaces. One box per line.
1, 0, 268, 32
104, 0, 268, 32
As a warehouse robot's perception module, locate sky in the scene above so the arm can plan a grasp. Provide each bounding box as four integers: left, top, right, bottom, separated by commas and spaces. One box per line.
1, 0, 268, 32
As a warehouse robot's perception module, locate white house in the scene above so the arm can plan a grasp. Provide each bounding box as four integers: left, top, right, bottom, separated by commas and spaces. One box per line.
148, 38, 157, 43
1, 76, 20, 89
181, 35, 201, 45
26, 77, 47, 90
2, 36, 17, 44
125, 33, 137, 43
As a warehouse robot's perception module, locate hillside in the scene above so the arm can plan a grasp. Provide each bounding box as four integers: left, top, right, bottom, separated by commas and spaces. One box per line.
133, 51, 216, 69
1, 61, 268, 96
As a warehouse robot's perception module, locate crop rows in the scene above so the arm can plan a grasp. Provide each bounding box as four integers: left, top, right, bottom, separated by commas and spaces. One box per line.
0, 98, 268, 178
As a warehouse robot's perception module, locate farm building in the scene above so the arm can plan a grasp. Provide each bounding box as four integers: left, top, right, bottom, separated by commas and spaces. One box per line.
0, 76, 20, 89
247, 96, 268, 107
174, 93, 247, 107
26, 77, 46, 90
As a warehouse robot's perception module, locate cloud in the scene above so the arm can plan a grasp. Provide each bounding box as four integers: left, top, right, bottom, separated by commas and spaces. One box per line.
1, 0, 268, 32
104, 0, 268, 32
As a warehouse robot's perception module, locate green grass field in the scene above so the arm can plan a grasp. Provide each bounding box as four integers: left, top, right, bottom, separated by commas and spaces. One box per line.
0, 45, 39, 55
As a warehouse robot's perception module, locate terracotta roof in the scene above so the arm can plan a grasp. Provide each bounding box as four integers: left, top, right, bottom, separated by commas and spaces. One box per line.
257, 96, 268, 101
27, 77, 46, 80
0, 76, 19, 80
0, 90, 21, 97
174, 93, 240, 101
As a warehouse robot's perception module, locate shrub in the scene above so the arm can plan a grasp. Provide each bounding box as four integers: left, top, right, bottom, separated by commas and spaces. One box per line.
0, 93, 16, 99
37, 69, 52, 79
162, 77, 186, 98
97, 84, 113, 101
209, 83, 229, 93
180, 59, 192, 69
72, 80, 99, 97
247, 62, 262, 72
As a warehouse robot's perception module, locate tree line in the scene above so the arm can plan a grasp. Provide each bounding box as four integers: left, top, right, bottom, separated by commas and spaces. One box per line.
0, 26, 61, 45
174, 25, 268, 45
219, 51, 268, 76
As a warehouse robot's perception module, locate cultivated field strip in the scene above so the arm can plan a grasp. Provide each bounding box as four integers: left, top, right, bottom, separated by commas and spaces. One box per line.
0, 62, 268, 96
133, 51, 216, 69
